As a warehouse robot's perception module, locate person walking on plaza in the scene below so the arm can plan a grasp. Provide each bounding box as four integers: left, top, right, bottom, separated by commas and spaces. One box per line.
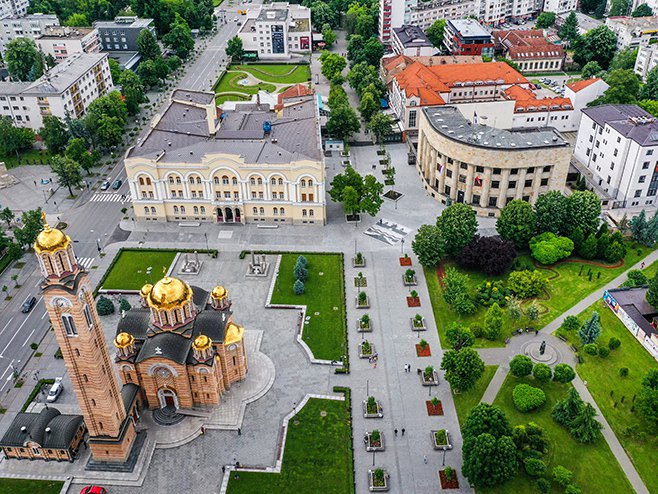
401, 428, 405, 436
423, 455, 427, 464
394, 429, 398, 436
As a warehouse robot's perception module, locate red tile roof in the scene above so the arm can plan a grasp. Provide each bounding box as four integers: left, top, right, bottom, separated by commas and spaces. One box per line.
277, 83, 313, 105
566, 78, 602, 93
504, 84, 573, 112
492, 29, 564, 60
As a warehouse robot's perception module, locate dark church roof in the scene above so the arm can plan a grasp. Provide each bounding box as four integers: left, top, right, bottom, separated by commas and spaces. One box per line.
0, 407, 83, 449
117, 308, 151, 339
121, 383, 140, 413
135, 331, 192, 364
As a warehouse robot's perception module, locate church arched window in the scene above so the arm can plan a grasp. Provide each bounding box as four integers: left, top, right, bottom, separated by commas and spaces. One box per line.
84, 304, 93, 328
62, 315, 77, 336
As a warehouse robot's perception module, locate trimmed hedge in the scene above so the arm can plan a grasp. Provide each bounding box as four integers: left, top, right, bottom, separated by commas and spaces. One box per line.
21, 379, 55, 412
512, 384, 547, 412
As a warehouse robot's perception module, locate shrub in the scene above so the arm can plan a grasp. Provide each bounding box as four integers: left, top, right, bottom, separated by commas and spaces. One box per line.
619, 367, 629, 377
524, 457, 547, 477
598, 346, 610, 358
473, 280, 510, 307
119, 298, 131, 312
553, 363, 576, 383
623, 269, 648, 287
96, 295, 115, 315
536, 477, 551, 494
565, 485, 582, 494
30, 342, 38, 350
510, 354, 534, 377
293, 279, 305, 295
529, 232, 574, 265
513, 384, 547, 412
358, 291, 367, 303
552, 465, 573, 487
443, 267, 476, 315
294, 263, 308, 282
470, 324, 484, 338
457, 235, 517, 275
532, 363, 552, 383
608, 337, 621, 350
296, 255, 307, 268
508, 270, 547, 299
561, 315, 580, 332
583, 343, 599, 355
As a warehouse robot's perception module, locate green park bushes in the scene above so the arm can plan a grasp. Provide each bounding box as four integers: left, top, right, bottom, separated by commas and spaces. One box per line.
513, 384, 547, 412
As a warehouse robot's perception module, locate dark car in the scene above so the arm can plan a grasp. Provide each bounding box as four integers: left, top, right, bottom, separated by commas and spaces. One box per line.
21, 296, 36, 313
111, 179, 122, 190
80, 487, 108, 494
100, 181, 110, 191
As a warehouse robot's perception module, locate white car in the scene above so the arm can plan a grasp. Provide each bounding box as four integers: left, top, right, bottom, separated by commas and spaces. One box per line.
46, 377, 63, 402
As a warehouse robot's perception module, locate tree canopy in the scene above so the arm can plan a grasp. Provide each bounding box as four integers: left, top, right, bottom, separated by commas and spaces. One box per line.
40, 116, 70, 155
632, 3, 653, 15
558, 12, 579, 44
226, 36, 244, 61
5, 38, 44, 81
0, 117, 35, 157
535, 12, 556, 28
436, 203, 478, 257
328, 166, 383, 217
425, 19, 446, 48
412, 224, 445, 268
496, 200, 537, 248
441, 347, 485, 392
573, 25, 618, 69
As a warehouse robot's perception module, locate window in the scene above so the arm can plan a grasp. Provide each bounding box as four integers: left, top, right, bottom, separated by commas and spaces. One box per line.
214, 177, 219, 184
260, 207, 264, 215
250, 178, 256, 185
169, 177, 175, 184
613, 149, 618, 157
459, 175, 466, 183
491, 181, 500, 189
62, 315, 77, 336
278, 178, 284, 185
257, 178, 263, 185
84, 305, 92, 328
488, 197, 497, 207
493, 168, 501, 175
408, 110, 417, 127
194, 206, 199, 214
444, 185, 451, 195
302, 209, 307, 217
510, 169, 518, 175
233, 177, 238, 185
280, 208, 285, 215
543, 166, 551, 172
472, 194, 480, 205
460, 163, 467, 170
151, 207, 156, 214
200, 207, 205, 214
540, 178, 548, 186
180, 206, 186, 214
271, 178, 276, 185
639, 175, 647, 183
508, 181, 516, 189
301, 179, 307, 187
648, 150, 654, 156
446, 169, 452, 178
309, 209, 314, 217
174, 206, 179, 214
253, 207, 258, 215
476, 166, 484, 173
139, 177, 144, 185
635, 189, 642, 197
273, 207, 278, 215
525, 179, 532, 187
308, 180, 313, 187
176, 177, 181, 184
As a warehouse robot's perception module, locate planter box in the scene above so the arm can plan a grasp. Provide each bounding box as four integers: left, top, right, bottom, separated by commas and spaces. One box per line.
384, 190, 403, 201
359, 343, 375, 359
399, 257, 412, 266
364, 431, 385, 451
342, 159, 352, 167
356, 296, 370, 309
426, 400, 444, 416
431, 430, 453, 450
402, 274, 418, 286
368, 470, 390, 492
421, 370, 440, 386
354, 276, 368, 287
410, 317, 426, 331
407, 297, 421, 308
356, 320, 373, 332
352, 257, 366, 268
363, 400, 383, 418
416, 343, 431, 357
439, 469, 459, 489
346, 213, 361, 224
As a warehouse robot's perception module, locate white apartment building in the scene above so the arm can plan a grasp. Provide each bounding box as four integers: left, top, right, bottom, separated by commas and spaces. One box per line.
542, 0, 578, 15
0, 53, 113, 130
238, 3, 311, 59
409, 0, 477, 30
606, 16, 658, 49
380, 0, 415, 43
0, 14, 60, 54
391, 25, 435, 56
36, 26, 101, 62
479, 0, 536, 25
635, 42, 658, 80
0, 0, 29, 20
573, 105, 658, 208
564, 78, 609, 129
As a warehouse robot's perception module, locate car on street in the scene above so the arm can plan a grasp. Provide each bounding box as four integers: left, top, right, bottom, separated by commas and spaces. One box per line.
233, 16, 238, 21
100, 181, 110, 191
46, 377, 63, 403
111, 179, 122, 190
80, 487, 108, 494
21, 296, 36, 313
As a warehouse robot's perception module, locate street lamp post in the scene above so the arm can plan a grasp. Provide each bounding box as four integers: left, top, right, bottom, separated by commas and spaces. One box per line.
442, 446, 447, 466
204, 232, 209, 253
400, 238, 405, 256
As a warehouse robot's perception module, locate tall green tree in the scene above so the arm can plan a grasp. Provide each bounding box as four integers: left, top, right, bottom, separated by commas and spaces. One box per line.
484, 302, 504, 341
328, 166, 384, 217
65, 138, 99, 175
609, 48, 638, 71
0, 116, 35, 156
226, 36, 244, 61
569, 403, 603, 443
40, 116, 70, 155
442, 267, 475, 315
50, 155, 82, 196
597, 69, 641, 104
566, 190, 601, 237
646, 272, 658, 307
321, 24, 336, 48
535, 11, 556, 28
347, 63, 384, 96
446, 323, 474, 350
5, 38, 44, 81
357, 91, 380, 123
412, 224, 445, 268
558, 12, 579, 44
108, 58, 123, 84
0, 207, 14, 228
119, 70, 146, 115
641, 65, 658, 99
463, 403, 513, 442
578, 311, 602, 344
552, 388, 585, 428
310, 0, 335, 28
437, 203, 478, 257
425, 19, 446, 48
632, 3, 653, 15
14, 208, 44, 248
65, 13, 90, 26
496, 200, 537, 249
137, 59, 160, 88
136, 29, 161, 61
326, 105, 360, 143
610, 0, 631, 15
581, 61, 603, 79
163, 14, 194, 59
320, 51, 347, 81
94, 115, 124, 150
535, 191, 568, 235
441, 347, 485, 392
367, 112, 394, 144
85, 91, 127, 147
463, 434, 519, 488
573, 25, 618, 70
636, 369, 658, 427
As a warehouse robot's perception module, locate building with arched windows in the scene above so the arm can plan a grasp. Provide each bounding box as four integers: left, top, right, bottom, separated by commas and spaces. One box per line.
125, 89, 325, 225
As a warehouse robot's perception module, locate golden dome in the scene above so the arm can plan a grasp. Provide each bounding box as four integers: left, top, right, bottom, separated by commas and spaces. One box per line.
114, 332, 134, 348
224, 322, 244, 346
147, 276, 192, 310
211, 285, 228, 299
193, 334, 212, 351
140, 283, 153, 297
34, 213, 70, 254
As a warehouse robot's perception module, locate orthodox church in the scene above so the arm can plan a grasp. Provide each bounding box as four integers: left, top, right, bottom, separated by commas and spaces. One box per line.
113, 274, 248, 410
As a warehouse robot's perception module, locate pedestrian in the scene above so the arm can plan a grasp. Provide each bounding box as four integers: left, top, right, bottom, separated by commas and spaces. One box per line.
408, 363, 411, 373
403, 364, 407, 373
222, 465, 226, 473
33, 180, 36, 186
238, 427, 241, 435
417, 368, 422, 375
394, 429, 398, 436
423, 455, 427, 464
535, 329, 539, 336
401, 428, 405, 436
642, 262, 646, 269
374, 361, 377, 369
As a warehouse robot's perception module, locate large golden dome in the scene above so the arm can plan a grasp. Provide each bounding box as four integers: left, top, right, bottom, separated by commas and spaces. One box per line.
193, 334, 212, 351
114, 332, 134, 348
147, 276, 192, 310
224, 322, 244, 346
211, 285, 227, 299
34, 214, 70, 254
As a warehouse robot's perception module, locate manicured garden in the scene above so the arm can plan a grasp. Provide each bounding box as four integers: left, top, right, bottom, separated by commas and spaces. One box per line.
101, 249, 178, 290
483, 375, 634, 494
556, 298, 658, 494
231, 64, 311, 83
270, 253, 346, 361
452, 365, 498, 425
226, 397, 353, 494
213, 72, 276, 96
213, 64, 311, 103
3, 147, 53, 169
0, 479, 64, 494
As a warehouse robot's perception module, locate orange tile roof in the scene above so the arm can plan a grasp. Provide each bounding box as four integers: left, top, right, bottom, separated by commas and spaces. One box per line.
567, 78, 602, 93
492, 30, 565, 60
395, 62, 449, 105
427, 61, 529, 86
504, 84, 535, 100
277, 83, 313, 105
504, 84, 573, 112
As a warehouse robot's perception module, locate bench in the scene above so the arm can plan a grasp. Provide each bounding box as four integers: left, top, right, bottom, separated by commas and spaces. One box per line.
504, 337, 511, 344
570, 344, 578, 352
558, 335, 568, 342
576, 355, 583, 364
178, 221, 200, 227
257, 224, 279, 229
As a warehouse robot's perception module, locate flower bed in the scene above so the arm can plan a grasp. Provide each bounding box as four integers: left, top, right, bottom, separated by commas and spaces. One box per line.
356, 318, 373, 332
416, 343, 431, 357
399, 256, 412, 266
426, 399, 444, 416
364, 430, 385, 451
353, 253, 366, 268
368, 469, 390, 491
403, 269, 417, 286
359, 341, 374, 359
407, 296, 420, 308
354, 274, 367, 287
363, 398, 383, 418
410, 316, 426, 331
432, 429, 452, 450
439, 468, 459, 489
421, 369, 439, 386
356, 293, 370, 308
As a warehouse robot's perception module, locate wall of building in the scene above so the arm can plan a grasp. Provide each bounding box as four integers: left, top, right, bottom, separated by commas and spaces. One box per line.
604, 291, 658, 361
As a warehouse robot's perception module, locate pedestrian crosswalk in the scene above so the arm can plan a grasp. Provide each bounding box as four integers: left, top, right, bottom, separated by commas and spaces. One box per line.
90, 193, 126, 203
76, 257, 95, 270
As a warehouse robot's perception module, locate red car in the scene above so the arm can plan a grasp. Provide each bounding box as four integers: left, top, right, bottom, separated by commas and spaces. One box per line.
80, 487, 108, 494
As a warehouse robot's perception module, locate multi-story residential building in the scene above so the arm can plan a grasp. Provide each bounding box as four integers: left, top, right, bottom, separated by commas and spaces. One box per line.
36, 26, 101, 62
391, 25, 435, 57
379, 0, 416, 43
479, 0, 536, 25
492, 29, 565, 72
416, 105, 571, 215
564, 77, 609, 128
542, 0, 577, 15
408, 0, 478, 30
0, 0, 29, 20
635, 41, 658, 79
93, 16, 155, 52
238, 3, 311, 59
0, 53, 113, 129
606, 16, 658, 49
0, 14, 59, 54
573, 105, 658, 208
443, 19, 494, 57
125, 89, 325, 225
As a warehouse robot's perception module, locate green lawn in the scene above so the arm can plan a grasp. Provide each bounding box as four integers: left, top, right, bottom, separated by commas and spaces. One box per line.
231, 64, 311, 83
426, 245, 652, 349
216, 94, 251, 105
482, 375, 634, 494
0, 479, 63, 494
453, 365, 498, 425
227, 397, 353, 494
3, 148, 53, 169
101, 249, 178, 290
213, 72, 277, 96
555, 299, 658, 494
270, 253, 345, 361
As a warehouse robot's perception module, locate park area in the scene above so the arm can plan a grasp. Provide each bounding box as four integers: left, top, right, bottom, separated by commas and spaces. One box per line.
270, 253, 346, 361
226, 396, 353, 494
0, 479, 63, 494
2, 148, 53, 169
425, 245, 652, 349
100, 249, 178, 291
452, 365, 498, 425
213, 64, 311, 104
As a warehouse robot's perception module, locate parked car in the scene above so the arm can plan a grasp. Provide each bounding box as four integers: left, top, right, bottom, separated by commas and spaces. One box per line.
21, 296, 36, 313
46, 377, 63, 403
100, 181, 110, 191
80, 487, 108, 494
111, 179, 122, 190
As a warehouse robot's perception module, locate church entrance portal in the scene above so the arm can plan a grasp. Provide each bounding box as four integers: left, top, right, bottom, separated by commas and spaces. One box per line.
158, 388, 179, 409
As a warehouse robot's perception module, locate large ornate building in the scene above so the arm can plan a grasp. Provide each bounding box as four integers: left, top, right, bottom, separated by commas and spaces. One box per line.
113, 277, 248, 410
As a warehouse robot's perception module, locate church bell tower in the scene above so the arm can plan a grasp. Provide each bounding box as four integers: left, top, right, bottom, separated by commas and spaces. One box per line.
35, 215, 137, 463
